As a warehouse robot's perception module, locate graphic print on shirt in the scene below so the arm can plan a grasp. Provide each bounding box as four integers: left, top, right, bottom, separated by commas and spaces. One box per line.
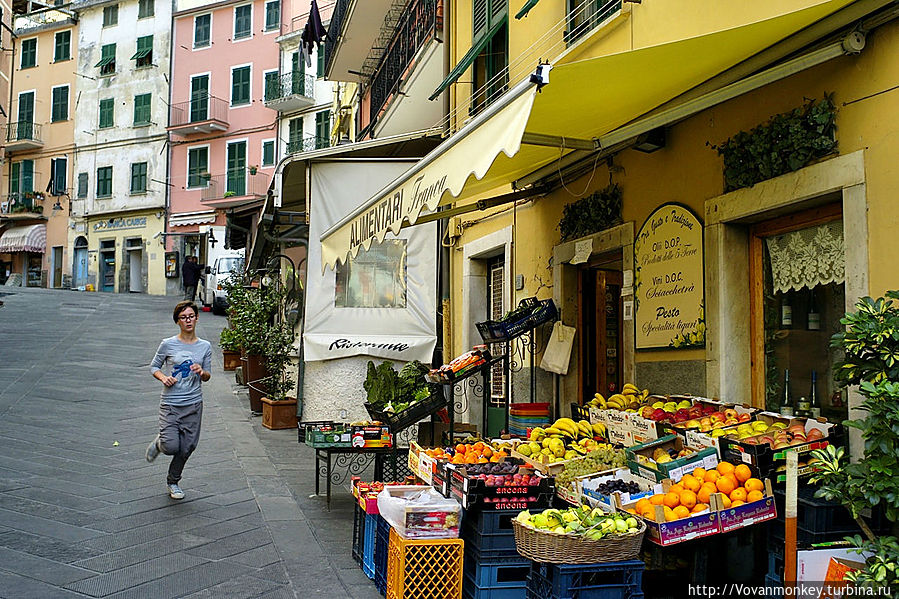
171, 352, 195, 381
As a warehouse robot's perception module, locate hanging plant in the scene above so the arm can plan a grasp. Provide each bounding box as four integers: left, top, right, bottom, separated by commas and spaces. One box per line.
711, 94, 837, 192
558, 183, 623, 242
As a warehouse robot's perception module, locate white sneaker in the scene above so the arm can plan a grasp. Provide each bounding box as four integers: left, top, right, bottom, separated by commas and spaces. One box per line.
167, 483, 185, 500
145, 436, 160, 462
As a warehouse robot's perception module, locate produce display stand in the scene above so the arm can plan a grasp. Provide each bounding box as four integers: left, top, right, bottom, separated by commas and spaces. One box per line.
435, 354, 508, 438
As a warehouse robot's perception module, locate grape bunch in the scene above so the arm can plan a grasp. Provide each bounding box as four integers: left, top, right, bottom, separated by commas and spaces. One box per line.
593, 479, 641, 495
555, 447, 627, 487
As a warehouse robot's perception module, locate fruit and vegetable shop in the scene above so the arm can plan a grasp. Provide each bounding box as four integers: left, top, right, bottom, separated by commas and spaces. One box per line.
299, 278, 871, 599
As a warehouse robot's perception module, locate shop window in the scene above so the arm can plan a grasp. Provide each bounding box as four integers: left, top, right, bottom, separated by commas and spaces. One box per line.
750, 203, 847, 420
335, 239, 407, 309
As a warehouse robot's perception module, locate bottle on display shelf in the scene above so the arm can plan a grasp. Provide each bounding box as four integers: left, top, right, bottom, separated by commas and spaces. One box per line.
809, 370, 821, 418
780, 369, 794, 416
796, 395, 810, 417
781, 292, 793, 329
807, 288, 821, 331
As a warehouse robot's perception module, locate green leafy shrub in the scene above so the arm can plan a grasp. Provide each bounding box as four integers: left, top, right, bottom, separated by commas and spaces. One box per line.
558, 184, 622, 242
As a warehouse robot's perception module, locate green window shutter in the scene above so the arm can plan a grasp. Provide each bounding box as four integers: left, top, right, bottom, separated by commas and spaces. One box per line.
9, 162, 20, 196
262, 140, 274, 165
264, 71, 279, 102
291, 52, 305, 94
315, 111, 330, 149
96, 43, 116, 74
103, 4, 118, 27
194, 15, 211, 47
21, 39, 36, 68
138, 0, 153, 19
97, 166, 112, 197
515, 0, 540, 19
265, 0, 279, 30
288, 117, 302, 152
22, 160, 34, 193
490, 0, 508, 27
52, 86, 69, 122
231, 66, 250, 105
430, 17, 504, 100
316, 42, 325, 78
226, 142, 246, 195
77, 172, 88, 198
54, 31, 71, 61
234, 5, 251, 39
99, 98, 114, 128
187, 147, 209, 188
131, 35, 153, 66
130, 162, 147, 193
133, 93, 151, 125
473, 0, 487, 42
52, 158, 66, 195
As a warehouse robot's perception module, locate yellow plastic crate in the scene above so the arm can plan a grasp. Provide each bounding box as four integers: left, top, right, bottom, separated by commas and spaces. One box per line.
386, 528, 464, 599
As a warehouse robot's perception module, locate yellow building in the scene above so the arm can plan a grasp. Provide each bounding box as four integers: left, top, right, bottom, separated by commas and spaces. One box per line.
319, 0, 898, 446
1, 17, 77, 287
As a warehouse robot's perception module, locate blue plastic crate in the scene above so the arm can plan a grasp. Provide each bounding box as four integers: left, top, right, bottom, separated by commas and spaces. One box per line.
374, 516, 389, 595
463, 577, 527, 599
352, 503, 366, 566
464, 509, 520, 534
527, 561, 644, 599
464, 548, 531, 589
461, 525, 517, 558
362, 513, 377, 580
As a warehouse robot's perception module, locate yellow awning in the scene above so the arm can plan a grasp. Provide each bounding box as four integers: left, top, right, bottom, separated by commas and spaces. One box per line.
321, 0, 855, 271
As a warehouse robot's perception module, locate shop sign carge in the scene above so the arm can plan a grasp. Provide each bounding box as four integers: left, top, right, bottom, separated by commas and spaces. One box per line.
634, 204, 705, 349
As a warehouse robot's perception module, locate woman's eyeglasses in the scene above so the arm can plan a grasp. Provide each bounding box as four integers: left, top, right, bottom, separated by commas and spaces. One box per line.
178, 314, 197, 322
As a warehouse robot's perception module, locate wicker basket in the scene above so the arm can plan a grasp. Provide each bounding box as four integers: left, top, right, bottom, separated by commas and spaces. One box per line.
512, 518, 646, 564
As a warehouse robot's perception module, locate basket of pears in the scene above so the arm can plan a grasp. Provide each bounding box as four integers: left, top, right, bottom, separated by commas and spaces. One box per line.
512, 505, 646, 563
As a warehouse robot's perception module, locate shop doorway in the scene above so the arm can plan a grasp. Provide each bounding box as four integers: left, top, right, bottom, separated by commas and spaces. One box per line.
73, 236, 88, 288
579, 254, 624, 399
51, 246, 63, 288
100, 240, 115, 292
26, 253, 42, 287
126, 238, 143, 293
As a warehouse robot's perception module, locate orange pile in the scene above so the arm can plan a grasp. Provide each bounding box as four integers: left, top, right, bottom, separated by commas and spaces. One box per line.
424, 442, 508, 465
632, 462, 766, 522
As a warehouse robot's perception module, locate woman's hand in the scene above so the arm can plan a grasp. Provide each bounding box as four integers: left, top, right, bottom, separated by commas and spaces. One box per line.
161, 375, 178, 387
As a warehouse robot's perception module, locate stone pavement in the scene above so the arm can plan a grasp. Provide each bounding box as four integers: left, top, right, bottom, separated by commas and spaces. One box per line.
0, 287, 380, 599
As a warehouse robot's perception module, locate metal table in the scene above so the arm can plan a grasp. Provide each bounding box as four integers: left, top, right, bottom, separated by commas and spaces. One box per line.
314, 446, 399, 511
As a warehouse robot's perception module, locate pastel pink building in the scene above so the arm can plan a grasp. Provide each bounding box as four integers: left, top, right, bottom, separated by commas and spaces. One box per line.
167, 0, 283, 264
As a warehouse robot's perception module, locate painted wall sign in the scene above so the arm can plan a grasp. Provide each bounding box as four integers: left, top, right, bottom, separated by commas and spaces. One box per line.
93, 217, 147, 232
634, 204, 705, 349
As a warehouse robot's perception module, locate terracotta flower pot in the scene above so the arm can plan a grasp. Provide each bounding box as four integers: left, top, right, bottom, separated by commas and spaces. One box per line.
244, 354, 268, 413
222, 349, 241, 371
261, 396, 298, 430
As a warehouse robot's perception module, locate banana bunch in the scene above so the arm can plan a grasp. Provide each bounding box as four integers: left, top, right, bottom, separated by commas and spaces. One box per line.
524, 418, 606, 464
588, 383, 651, 413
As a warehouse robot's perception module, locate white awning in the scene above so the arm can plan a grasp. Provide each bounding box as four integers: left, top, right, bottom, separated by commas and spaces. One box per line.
0, 224, 46, 253
169, 211, 217, 227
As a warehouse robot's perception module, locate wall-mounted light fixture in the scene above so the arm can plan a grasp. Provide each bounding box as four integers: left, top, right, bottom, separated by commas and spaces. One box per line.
634, 127, 666, 153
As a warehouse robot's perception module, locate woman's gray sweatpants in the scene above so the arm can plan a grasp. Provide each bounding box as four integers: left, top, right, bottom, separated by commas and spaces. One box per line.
158, 401, 203, 485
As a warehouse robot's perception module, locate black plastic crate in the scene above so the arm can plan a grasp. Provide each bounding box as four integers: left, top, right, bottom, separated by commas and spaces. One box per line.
463, 509, 520, 535
773, 486, 883, 535
476, 298, 558, 343
465, 548, 531, 589
768, 518, 856, 548
571, 403, 591, 422
351, 503, 366, 566
464, 579, 528, 599
364, 386, 446, 433
461, 524, 517, 558
528, 561, 645, 599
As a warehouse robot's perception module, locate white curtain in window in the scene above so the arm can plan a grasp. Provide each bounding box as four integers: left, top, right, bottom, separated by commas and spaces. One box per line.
765, 220, 844, 294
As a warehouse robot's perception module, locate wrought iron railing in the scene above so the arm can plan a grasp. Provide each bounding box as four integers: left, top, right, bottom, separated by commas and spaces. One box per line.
4, 121, 42, 144
169, 95, 229, 128
566, 0, 622, 45
323, 0, 350, 79
286, 135, 329, 155
265, 72, 316, 103
201, 171, 268, 202
369, 0, 441, 125
1, 193, 43, 214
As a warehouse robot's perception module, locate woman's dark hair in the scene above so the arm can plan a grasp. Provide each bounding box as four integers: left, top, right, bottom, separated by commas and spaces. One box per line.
173, 301, 199, 323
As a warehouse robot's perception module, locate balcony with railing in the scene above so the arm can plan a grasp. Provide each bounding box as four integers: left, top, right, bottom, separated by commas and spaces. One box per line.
368, 0, 441, 125
168, 95, 229, 136
1, 192, 45, 217
264, 72, 316, 112
200, 171, 269, 208
286, 135, 329, 155
324, 0, 402, 81
566, 0, 624, 45
4, 122, 43, 152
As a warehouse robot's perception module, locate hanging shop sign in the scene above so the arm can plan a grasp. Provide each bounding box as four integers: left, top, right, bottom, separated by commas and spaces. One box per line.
634, 203, 705, 349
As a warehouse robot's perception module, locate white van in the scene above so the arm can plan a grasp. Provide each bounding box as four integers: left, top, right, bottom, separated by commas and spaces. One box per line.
200, 250, 244, 315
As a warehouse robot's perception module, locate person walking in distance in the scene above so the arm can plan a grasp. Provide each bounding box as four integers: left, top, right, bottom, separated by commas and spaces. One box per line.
181, 255, 202, 301
146, 301, 211, 499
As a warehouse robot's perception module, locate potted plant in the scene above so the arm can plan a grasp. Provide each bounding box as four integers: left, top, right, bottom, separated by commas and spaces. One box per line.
809, 291, 899, 593
223, 190, 237, 198
223, 275, 272, 414
260, 315, 297, 430
219, 327, 242, 371
248, 165, 258, 175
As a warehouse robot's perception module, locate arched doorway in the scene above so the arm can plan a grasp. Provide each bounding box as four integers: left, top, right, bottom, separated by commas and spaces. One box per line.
73, 236, 88, 288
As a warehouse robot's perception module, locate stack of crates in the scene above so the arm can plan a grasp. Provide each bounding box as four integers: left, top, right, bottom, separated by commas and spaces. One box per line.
526, 560, 644, 599
461, 509, 530, 598
352, 503, 367, 566
386, 528, 464, 599
363, 512, 378, 579
374, 516, 391, 595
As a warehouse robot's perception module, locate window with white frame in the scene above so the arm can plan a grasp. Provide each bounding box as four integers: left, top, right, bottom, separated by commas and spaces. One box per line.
194, 14, 211, 48
234, 5, 251, 40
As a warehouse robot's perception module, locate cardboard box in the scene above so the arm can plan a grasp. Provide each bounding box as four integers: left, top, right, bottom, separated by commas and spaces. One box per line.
351, 425, 392, 448
629, 415, 661, 444
710, 479, 778, 533
626, 435, 718, 483
579, 468, 662, 510
618, 495, 719, 546
416, 422, 478, 447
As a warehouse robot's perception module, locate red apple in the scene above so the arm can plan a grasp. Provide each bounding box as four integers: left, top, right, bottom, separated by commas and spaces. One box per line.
724, 408, 738, 420
806, 428, 825, 441
641, 406, 655, 419
702, 405, 717, 415
709, 412, 726, 424
737, 413, 751, 423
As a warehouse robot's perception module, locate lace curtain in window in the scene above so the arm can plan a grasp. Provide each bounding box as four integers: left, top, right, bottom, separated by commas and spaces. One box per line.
765, 220, 844, 294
